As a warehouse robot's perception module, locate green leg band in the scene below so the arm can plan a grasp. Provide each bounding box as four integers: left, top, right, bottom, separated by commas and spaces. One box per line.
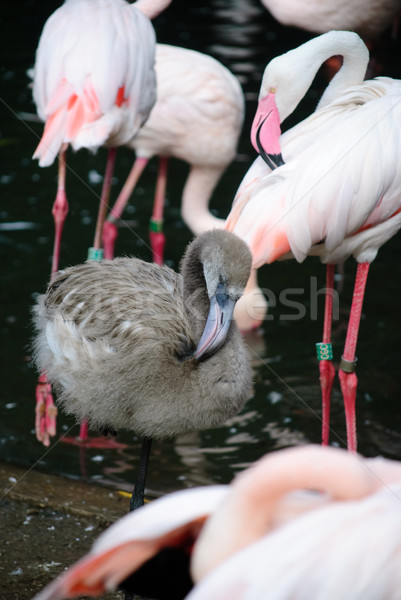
87, 247, 104, 261
316, 342, 333, 361
150, 218, 163, 233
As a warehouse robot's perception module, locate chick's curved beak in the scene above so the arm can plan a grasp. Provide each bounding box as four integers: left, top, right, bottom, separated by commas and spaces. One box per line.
194, 282, 237, 361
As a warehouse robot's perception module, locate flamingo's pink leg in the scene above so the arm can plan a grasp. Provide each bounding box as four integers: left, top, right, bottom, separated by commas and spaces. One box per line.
51, 144, 69, 277
78, 420, 89, 442
317, 263, 336, 446
36, 145, 69, 446
91, 147, 118, 255
150, 156, 168, 266
103, 156, 149, 260
338, 262, 370, 453
35, 373, 58, 447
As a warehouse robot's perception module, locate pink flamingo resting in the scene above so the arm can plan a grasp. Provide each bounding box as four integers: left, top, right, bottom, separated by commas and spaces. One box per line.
32, 444, 401, 599
226, 30, 401, 452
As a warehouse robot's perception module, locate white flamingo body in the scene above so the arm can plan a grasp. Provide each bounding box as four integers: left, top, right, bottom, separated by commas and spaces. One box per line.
32, 0, 157, 167
105, 42, 245, 242
228, 76, 401, 268
130, 44, 244, 171
260, 0, 401, 39
232, 30, 370, 330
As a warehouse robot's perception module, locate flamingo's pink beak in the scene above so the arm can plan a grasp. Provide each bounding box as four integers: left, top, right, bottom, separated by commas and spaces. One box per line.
250, 92, 284, 170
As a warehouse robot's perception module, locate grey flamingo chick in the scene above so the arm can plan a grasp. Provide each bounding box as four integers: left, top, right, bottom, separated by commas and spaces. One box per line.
32, 230, 253, 509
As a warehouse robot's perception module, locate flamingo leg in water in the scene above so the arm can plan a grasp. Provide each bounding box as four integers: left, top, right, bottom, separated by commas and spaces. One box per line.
78, 420, 89, 442
149, 156, 168, 265
103, 156, 149, 259
51, 144, 69, 277
317, 263, 336, 446
338, 262, 370, 453
35, 145, 69, 446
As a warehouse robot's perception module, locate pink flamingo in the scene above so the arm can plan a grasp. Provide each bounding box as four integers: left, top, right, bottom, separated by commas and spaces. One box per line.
102, 43, 245, 264
225, 30, 401, 452
31, 444, 401, 599
31, 0, 172, 446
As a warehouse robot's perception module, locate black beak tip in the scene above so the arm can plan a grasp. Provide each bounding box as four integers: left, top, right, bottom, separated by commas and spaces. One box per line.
261, 151, 285, 170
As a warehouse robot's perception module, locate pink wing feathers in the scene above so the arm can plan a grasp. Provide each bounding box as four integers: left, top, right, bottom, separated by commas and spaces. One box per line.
32, 486, 227, 600
32, 0, 157, 167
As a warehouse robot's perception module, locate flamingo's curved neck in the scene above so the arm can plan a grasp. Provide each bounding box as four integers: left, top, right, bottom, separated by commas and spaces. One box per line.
317, 35, 369, 109
269, 31, 370, 122
191, 445, 379, 583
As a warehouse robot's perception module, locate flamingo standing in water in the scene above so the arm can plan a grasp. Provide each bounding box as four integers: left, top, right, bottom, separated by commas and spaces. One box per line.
32, 0, 172, 446
225, 31, 401, 452
32, 444, 401, 599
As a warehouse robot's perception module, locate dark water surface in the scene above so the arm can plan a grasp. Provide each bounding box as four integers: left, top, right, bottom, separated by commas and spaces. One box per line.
1, 1, 401, 499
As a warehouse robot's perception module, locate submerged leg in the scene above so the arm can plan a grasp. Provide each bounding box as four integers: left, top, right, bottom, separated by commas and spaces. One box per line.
150, 157, 168, 266
338, 262, 370, 453
103, 156, 149, 259
316, 263, 336, 446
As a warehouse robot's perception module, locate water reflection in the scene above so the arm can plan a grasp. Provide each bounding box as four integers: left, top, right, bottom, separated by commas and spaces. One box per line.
1, 0, 401, 500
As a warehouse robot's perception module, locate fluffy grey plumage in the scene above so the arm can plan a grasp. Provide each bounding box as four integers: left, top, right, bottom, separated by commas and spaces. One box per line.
32, 230, 253, 439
